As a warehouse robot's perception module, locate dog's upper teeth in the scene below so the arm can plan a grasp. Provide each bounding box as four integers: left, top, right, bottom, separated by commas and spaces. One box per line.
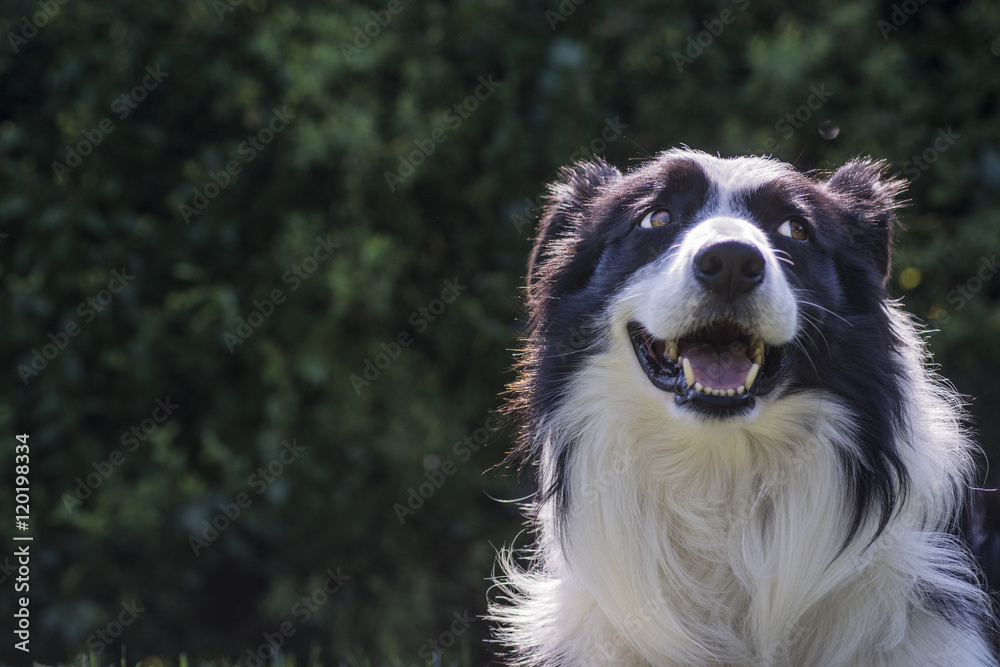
641, 326, 768, 398
682, 357, 695, 387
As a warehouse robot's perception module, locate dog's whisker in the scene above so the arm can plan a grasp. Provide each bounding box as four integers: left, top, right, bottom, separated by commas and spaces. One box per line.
772, 249, 795, 267
797, 296, 854, 327
774, 255, 795, 267
790, 334, 822, 379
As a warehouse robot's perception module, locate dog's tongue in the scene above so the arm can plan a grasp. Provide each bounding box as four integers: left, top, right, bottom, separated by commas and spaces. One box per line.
680, 342, 752, 390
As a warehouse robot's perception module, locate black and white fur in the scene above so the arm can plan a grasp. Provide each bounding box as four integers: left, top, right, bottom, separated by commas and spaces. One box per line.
492, 149, 999, 666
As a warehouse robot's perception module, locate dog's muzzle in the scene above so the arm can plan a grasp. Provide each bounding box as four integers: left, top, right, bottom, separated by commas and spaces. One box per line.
628, 218, 794, 417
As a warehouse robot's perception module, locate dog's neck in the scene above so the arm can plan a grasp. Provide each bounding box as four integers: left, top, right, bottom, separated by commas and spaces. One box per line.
536, 372, 913, 663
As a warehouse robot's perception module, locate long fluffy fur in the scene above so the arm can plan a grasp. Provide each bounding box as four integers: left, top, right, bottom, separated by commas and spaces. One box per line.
491, 150, 997, 666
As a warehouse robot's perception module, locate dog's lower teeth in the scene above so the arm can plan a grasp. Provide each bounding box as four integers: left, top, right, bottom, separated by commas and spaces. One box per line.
643, 328, 765, 398
688, 384, 744, 397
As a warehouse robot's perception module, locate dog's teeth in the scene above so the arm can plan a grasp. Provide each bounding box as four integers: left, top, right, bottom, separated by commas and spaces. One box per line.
751, 339, 765, 366
667, 342, 678, 362
745, 363, 760, 389
726, 388, 735, 396
693, 382, 704, 393
737, 384, 746, 394
682, 357, 695, 387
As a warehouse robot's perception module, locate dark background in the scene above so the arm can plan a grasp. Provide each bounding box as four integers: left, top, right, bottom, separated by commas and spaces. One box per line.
1, 0, 998, 664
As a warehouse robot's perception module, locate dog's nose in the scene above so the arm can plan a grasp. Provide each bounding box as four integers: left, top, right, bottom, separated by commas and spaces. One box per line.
693, 241, 766, 300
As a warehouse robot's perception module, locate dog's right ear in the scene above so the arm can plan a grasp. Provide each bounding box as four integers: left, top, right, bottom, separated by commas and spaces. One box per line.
526, 159, 622, 305
824, 158, 907, 284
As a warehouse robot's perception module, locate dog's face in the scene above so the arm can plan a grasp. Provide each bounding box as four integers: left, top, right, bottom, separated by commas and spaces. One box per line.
521, 149, 907, 428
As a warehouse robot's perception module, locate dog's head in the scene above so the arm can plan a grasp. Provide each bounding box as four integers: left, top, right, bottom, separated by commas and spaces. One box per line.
514, 149, 909, 529
522, 148, 906, 415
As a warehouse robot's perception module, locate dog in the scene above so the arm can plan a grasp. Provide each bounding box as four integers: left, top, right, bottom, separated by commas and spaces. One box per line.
491, 149, 999, 665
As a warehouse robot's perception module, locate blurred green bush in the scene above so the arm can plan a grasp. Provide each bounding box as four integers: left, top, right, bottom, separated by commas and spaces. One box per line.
0, 0, 998, 663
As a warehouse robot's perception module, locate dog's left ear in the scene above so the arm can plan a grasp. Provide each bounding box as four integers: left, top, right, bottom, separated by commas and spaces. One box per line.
526, 159, 622, 305
824, 159, 907, 283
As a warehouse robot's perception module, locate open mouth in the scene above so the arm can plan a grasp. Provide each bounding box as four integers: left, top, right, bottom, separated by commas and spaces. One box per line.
627, 319, 791, 414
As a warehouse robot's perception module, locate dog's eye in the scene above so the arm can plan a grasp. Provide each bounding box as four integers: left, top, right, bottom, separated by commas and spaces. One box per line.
777, 218, 808, 241
639, 209, 672, 229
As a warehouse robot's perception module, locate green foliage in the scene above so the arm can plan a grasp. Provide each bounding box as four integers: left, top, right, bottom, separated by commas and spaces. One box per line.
0, 0, 998, 664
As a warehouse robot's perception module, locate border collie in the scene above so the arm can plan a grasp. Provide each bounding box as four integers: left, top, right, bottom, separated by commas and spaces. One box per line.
491, 149, 998, 665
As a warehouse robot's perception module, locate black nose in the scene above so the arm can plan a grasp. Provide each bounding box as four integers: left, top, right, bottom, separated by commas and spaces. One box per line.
693, 241, 766, 300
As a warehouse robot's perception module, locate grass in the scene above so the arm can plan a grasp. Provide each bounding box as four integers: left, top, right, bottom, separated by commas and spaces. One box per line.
22, 648, 476, 667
